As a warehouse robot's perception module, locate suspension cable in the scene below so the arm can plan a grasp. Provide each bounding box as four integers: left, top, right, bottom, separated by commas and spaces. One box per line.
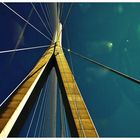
31, 3, 52, 38
40, 76, 49, 137
10, 7, 33, 63
65, 26, 75, 75
63, 48, 140, 85
38, 81, 48, 137
57, 3, 73, 42
62, 3, 73, 29
0, 44, 50, 54
59, 3, 64, 22
33, 86, 46, 137
2, 3, 52, 42
64, 104, 69, 137
40, 3, 53, 35
7, 8, 34, 76
26, 89, 43, 137
59, 90, 65, 137
45, 4, 54, 34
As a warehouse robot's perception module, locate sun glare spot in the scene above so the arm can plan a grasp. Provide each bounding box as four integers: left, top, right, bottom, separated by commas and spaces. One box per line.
106, 42, 113, 51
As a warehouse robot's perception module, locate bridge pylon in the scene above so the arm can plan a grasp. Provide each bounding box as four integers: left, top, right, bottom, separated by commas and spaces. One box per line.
0, 23, 98, 138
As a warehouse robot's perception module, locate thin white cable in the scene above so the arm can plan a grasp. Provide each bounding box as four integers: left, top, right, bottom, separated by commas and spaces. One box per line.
9, 8, 34, 64
40, 3, 53, 35
45, 4, 54, 33
2, 3, 52, 42
62, 3, 73, 29
26, 89, 43, 137
12, 8, 33, 52
64, 48, 140, 85
65, 27, 75, 75
0, 44, 50, 54
64, 105, 69, 137
43, 77, 50, 136
33, 86, 46, 137
59, 3, 63, 22
31, 3, 52, 38
59, 90, 65, 137
38, 81, 48, 136
57, 3, 73, 43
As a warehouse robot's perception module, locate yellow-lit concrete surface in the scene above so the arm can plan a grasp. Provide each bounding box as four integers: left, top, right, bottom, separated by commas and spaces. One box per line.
55, 44, 98, 137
